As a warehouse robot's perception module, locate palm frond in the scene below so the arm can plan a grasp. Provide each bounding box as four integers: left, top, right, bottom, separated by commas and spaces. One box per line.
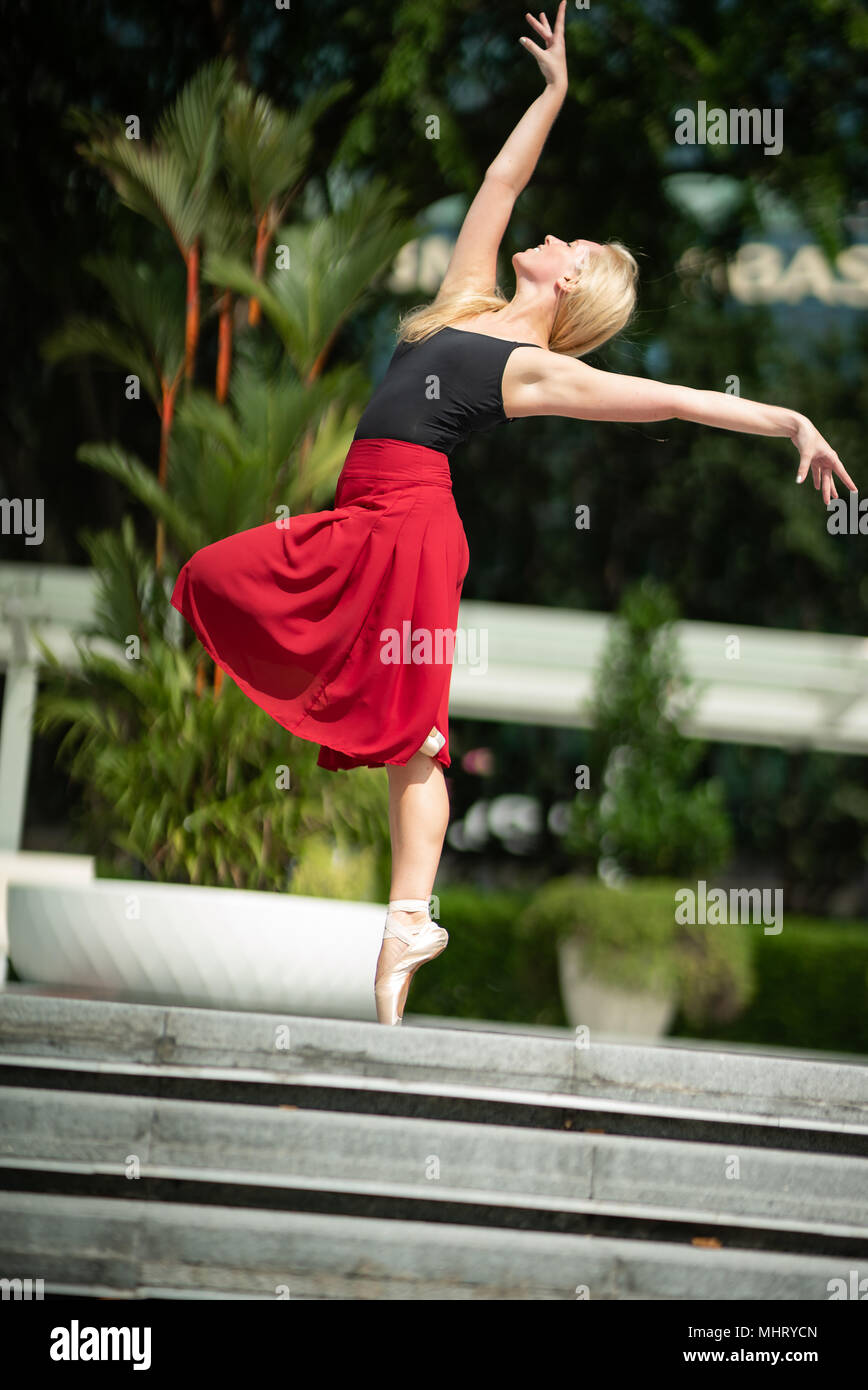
203, 183, 416, 377
156, 57, 235, 186
201, 248, 303, 358
86, 137, 210, 251
79, 256, 186, 372
223, 80, 351, 211
76, 444, 202, 556
41, 317, 162, 403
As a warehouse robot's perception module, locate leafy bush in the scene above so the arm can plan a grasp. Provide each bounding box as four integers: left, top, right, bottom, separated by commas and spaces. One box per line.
517, 874, 755, 1028
406, 886, 552, 1024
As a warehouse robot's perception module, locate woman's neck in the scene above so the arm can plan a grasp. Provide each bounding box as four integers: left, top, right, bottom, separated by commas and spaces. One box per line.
478, 284, 555, 346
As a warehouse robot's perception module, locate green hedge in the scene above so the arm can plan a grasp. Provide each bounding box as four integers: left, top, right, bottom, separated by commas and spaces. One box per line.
411, 886, 562, 1025
669, 916, 868, 1055
411, 887, 868, 1055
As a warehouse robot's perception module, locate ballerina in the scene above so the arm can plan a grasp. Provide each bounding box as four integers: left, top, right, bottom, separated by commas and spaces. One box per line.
172, 1, 855, 1025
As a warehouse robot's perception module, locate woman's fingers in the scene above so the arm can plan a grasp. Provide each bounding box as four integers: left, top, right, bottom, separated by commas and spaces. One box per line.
520, 35, 545, 57
817, 454, 856, 501
832, 455, 857, 491
525, 6, 560, 41
797, 447, 857, 501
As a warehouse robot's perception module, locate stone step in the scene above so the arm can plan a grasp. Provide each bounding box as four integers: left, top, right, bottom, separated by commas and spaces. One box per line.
4, 1050, 867, 1159
2, 995, 866, 1127
0, 1191, 859, 1300
2, 993, 866, 1300
1, 1088, 865, 1241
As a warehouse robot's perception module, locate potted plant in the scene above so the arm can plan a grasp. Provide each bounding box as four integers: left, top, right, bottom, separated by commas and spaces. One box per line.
534, 578, 747, 1036
518, 874, 755, 1038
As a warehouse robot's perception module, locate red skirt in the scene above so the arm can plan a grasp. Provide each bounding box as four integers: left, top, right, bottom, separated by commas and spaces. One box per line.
170, 437, 470, 771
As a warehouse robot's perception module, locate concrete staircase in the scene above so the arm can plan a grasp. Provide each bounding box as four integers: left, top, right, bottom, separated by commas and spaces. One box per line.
0, 992, 866, 1300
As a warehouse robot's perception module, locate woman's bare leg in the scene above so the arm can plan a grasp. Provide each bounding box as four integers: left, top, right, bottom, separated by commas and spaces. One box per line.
375, 750, 450, 1000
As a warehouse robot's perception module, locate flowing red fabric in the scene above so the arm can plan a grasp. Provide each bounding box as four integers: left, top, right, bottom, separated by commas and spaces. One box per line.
170, 437, 470, 771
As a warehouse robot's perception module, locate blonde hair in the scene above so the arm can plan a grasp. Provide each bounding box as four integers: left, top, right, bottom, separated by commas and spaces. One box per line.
397, 240, 639, 357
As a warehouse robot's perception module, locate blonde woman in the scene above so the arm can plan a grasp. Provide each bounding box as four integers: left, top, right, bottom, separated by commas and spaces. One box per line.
172, 2, 854, 1025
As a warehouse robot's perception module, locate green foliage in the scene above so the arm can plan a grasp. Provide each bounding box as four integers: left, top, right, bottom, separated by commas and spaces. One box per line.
409, 877, 758, 1032
405, 886, 549, 1024
42, 257, 186, 406
671, 916, 868, 1056
163, 354, 368, 540
288, 835, 382, 902
202, 177, 417, 376
566, 577, 733, 878
517, 874, 754, 1029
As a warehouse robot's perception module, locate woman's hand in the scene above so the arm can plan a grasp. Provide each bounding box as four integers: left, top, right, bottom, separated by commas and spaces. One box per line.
520, 3, 568, 92
793, 418, 856, 504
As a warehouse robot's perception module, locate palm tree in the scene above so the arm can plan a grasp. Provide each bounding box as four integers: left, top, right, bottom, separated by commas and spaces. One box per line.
221, 81, 351, 334
67, 62, 234, 566
37, 63, 418, 896
202, 175, 414, 505
42, 255, 187, 559
54, 67, 360, 697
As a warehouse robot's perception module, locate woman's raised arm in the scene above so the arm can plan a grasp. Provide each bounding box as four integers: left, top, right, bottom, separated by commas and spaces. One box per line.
436, 3, 568, 299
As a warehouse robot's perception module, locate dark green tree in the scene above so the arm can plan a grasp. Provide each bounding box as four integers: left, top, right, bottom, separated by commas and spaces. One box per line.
566, 577, 733, 878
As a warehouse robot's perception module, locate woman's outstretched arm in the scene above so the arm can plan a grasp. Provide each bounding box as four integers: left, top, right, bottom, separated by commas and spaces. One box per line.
436, 3, 568, 299
506, 351, 856, 504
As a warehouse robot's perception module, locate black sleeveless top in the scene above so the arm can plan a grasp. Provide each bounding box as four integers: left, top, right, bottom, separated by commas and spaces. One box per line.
353, 326, 542, 456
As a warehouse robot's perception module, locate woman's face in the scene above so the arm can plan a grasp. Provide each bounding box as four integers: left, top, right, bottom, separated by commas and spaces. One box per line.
513, 235, 600, 286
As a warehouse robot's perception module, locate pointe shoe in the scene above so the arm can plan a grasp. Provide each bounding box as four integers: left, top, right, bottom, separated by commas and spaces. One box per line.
374, 897, 449, 1026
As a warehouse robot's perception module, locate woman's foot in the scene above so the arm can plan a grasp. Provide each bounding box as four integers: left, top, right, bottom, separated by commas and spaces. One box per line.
374, 898, 448, 1025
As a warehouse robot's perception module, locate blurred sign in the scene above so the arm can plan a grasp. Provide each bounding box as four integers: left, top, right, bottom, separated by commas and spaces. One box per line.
727, 242, 868, 306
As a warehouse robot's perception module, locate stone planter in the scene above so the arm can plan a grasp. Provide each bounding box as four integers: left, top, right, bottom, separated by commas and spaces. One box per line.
557, 936, 677, 1040
7, 878, 386, 1021
0, 851, 95, 984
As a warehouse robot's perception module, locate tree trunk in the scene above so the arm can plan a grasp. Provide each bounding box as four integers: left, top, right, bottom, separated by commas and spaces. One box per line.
155, 380, 177, 570
248, 210, 270, 327
216, 288, 233, 403
185, 240, 201, 382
